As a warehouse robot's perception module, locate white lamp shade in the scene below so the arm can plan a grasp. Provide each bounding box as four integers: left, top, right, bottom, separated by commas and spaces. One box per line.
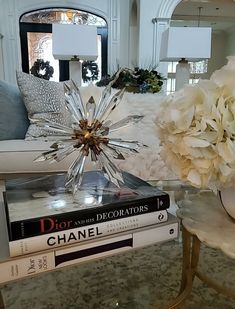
160, 27, 212, 62
52, 24, 98, 61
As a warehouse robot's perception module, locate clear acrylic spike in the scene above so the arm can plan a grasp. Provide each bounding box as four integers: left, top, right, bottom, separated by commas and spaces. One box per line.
100, 144, 125, 160
102, 120, 112, 127
108, 138, 147, 152
34, 149, 58, 162
64, 81, 86, 119
86, 96, 96, 126
30, 117, 74, 135
51, 145, 76, 162
66, 152, 87, 193
72, 155, 87, 194
109, 115, 144, 132
98, 152, 122, 187
99, 88, 125, 122
96, 125, 109, 136
65, 93, 84, 123
67, 151, 84, 179
90, 149, 98, 162
95, 68, 124, 120
34, 142, 77, 163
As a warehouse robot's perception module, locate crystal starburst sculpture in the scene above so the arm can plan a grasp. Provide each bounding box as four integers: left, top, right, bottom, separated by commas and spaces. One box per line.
34, 69, 147, 195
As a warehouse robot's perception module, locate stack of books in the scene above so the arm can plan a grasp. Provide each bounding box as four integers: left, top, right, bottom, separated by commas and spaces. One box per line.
0, 171, 179, 284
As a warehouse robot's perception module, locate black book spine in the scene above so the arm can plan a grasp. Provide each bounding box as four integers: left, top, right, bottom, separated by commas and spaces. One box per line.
8, 194, 169, 240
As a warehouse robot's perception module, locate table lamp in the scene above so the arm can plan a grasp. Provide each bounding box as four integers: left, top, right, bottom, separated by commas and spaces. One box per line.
160, 27, 212, 90
52, 24, 98, 85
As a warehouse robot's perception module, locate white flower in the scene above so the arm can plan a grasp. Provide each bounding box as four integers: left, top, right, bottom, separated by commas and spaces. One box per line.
156, 56, 235, 190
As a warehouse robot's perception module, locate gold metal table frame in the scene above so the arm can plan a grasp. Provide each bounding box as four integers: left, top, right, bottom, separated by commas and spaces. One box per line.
164, 191, 235, 308
0, 292, 4, 309
164, 226, 235, 309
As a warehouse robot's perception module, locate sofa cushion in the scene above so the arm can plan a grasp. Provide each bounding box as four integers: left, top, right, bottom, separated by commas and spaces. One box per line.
16, 71, 71, 140
0, 80, 29, 140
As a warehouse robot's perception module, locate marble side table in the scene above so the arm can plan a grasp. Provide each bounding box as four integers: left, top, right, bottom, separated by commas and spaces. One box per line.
165, 190, 235, 308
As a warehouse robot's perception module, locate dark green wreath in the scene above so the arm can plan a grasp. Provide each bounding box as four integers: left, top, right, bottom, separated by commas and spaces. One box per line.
30, 59, 54, 80
82, 61, 99, 83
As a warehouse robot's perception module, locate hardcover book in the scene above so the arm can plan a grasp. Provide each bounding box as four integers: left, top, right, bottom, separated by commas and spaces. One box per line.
9, 210, 168, 256
4, 171, 170, 241
0, 214, 179, 284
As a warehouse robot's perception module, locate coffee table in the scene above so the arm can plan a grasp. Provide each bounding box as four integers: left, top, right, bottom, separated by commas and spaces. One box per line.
165, 190, 235, 308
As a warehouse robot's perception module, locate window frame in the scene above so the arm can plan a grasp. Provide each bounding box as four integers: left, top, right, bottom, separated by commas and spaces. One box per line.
166, 60, 208, 94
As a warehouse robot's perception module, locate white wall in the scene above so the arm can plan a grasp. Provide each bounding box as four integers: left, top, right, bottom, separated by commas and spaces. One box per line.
206, 31, 227, 79
225, 26, 235, 60
118, 0, 131, 69
0, 0, 4, 80
128, 0, 138, 68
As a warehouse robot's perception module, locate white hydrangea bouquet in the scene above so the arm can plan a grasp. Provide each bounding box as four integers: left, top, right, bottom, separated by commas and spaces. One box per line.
157, 56, 235, 192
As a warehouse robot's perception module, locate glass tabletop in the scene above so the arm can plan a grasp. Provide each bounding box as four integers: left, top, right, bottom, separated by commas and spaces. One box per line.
177, 190, 235, 259
1, 180, 235, 309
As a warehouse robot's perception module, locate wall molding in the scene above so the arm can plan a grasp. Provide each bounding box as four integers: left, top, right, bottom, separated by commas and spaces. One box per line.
17, 1, 109, 21
157, 0, 182, 19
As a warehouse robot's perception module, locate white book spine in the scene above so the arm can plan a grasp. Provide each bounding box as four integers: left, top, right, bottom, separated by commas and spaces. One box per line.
0, 221, 178, 284
9, 211, 168, 257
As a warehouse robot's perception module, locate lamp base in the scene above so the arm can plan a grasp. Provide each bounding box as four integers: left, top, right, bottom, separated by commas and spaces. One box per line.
175, 59, 190, 91
69, 60, 82, 86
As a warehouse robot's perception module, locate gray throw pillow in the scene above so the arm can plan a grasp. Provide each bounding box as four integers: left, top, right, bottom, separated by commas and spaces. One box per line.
16, 71, 71, 140
0, 80, 29, 140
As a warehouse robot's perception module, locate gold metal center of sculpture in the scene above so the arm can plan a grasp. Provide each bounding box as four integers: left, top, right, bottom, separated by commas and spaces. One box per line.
72, 119, 109, 156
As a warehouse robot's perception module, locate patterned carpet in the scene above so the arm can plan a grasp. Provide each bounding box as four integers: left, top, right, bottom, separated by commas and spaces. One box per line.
1, 239, 235, 309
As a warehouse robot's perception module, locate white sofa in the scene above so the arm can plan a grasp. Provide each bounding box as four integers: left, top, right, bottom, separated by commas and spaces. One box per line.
0, 88, 175, 181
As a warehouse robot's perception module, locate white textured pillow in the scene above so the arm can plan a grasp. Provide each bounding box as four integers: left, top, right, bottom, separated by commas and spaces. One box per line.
16, 71, 71, 140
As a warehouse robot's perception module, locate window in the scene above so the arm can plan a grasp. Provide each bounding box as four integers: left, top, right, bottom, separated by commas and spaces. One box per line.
20, 8, 108, 83
166, 60, 208, 94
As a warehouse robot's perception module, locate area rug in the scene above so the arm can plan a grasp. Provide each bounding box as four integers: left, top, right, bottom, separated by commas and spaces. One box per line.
1, 240, 235, 309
